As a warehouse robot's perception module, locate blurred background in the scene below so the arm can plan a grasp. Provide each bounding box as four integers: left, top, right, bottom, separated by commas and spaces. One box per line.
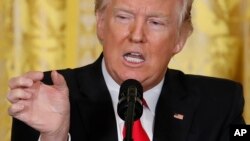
0, 0, 249, 140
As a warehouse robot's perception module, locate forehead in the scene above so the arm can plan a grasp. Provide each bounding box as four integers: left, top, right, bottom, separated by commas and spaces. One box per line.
109, 0, 180, 16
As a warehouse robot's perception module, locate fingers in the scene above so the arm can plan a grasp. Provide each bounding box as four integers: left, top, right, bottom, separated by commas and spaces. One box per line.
51, 71, 68, 93
7, 71, 43, 118
7, 88, 32, 103
8, 103, 25, 117
9, 71, 44, 89
9, 77, 33, 89
8, 102, 30, 124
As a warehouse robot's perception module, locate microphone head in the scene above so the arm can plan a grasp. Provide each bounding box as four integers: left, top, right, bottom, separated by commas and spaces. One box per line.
117, 79, 143, 121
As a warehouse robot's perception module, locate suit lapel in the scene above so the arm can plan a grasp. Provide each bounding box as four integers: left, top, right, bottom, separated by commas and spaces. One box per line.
153, 69, 200, 141
69, 55, 200, 141
75, 55, 118, 141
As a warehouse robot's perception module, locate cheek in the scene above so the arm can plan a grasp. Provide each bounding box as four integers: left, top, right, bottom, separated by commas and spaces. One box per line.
103, 21, 130, 46
152, 50, 172, 69
153, 31, 179, 54
151, 39, 176, 57
148, 36, 177, 67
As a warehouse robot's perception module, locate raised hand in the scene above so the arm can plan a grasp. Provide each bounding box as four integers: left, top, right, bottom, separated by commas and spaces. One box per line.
7, 71, 70, 141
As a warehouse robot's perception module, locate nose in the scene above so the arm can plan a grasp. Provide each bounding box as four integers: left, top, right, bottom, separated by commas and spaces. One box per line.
129, 19, 146, 43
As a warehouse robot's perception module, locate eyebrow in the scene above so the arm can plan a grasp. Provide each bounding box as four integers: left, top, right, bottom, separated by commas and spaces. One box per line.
146, 12, 170, 19
113, 7, 134, 15
114, 7, 169, 17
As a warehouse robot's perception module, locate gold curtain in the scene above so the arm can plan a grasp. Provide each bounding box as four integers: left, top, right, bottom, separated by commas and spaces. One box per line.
0, 0, 249, 141
169, 0, 250, 123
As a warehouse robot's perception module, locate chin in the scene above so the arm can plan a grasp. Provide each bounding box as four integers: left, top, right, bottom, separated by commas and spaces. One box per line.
120, 72, 142, 82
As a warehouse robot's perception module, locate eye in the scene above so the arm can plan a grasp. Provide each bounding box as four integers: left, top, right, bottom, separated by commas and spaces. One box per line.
115, 14, 132, 23
148, 19, 167, 30
149, 20, 165, 26
116, 14, 129, 20
114, 10, 134, 24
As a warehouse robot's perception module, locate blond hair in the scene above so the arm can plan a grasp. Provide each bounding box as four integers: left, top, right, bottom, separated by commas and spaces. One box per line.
94, 0, 193, 30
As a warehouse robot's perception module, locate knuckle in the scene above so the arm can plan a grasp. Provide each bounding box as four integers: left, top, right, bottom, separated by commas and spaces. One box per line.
8, 77, 17, 88
8, 105, 17, 116
9, 76, 23, 88
7, 89, 26, 103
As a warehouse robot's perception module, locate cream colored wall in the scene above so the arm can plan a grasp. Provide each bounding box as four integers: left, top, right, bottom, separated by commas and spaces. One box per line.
0, 0, 249, 141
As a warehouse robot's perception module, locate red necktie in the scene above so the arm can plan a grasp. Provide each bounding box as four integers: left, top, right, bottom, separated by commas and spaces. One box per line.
123, 120, 150, 141
123, 99, 150, 141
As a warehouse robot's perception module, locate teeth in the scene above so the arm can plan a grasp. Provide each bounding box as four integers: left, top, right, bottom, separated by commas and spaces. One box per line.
124, 52, 144, 63
125, 56, 144, 63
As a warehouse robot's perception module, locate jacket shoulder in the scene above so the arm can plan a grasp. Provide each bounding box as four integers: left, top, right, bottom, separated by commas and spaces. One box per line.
167, 69, 242, 92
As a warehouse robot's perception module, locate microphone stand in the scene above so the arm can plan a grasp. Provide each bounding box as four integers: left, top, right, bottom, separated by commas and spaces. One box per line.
123, 88, 136, 141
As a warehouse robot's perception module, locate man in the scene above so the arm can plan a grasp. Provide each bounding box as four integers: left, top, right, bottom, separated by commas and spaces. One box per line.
7, 0, 245, 141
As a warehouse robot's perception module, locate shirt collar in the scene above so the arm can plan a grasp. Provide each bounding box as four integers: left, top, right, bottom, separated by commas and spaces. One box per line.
143, 78, 164, 114
101, 59, 164, 115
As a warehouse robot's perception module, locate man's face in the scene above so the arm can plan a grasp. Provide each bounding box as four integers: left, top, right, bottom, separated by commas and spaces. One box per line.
97, 0, 188, 91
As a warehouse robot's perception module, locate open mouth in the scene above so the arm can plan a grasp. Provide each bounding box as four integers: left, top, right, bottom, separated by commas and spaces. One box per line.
123, 52, 145, 63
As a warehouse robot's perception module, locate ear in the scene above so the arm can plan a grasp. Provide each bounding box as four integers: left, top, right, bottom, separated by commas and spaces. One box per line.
173, 22, 193, 54
96, 11, 106, 44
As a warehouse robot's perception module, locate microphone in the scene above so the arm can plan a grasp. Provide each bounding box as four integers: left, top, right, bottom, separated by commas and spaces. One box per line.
117, 79, 143, 141
118, 79, 143, 121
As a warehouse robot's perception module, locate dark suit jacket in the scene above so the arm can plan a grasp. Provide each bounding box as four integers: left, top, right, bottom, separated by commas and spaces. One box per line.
11, 55, 245, 141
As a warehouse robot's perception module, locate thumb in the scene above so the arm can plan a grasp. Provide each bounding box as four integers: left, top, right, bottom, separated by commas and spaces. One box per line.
51, 70, 68, 93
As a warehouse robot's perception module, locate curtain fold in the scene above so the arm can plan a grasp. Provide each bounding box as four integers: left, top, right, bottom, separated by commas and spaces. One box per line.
170, 0, 250, 123
0, 0, 68, 140
242, 0, 250, 124
0, 0, 249, 141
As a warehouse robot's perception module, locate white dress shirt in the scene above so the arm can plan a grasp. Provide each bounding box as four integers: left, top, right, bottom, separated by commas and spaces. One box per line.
102, 59, 164, 141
